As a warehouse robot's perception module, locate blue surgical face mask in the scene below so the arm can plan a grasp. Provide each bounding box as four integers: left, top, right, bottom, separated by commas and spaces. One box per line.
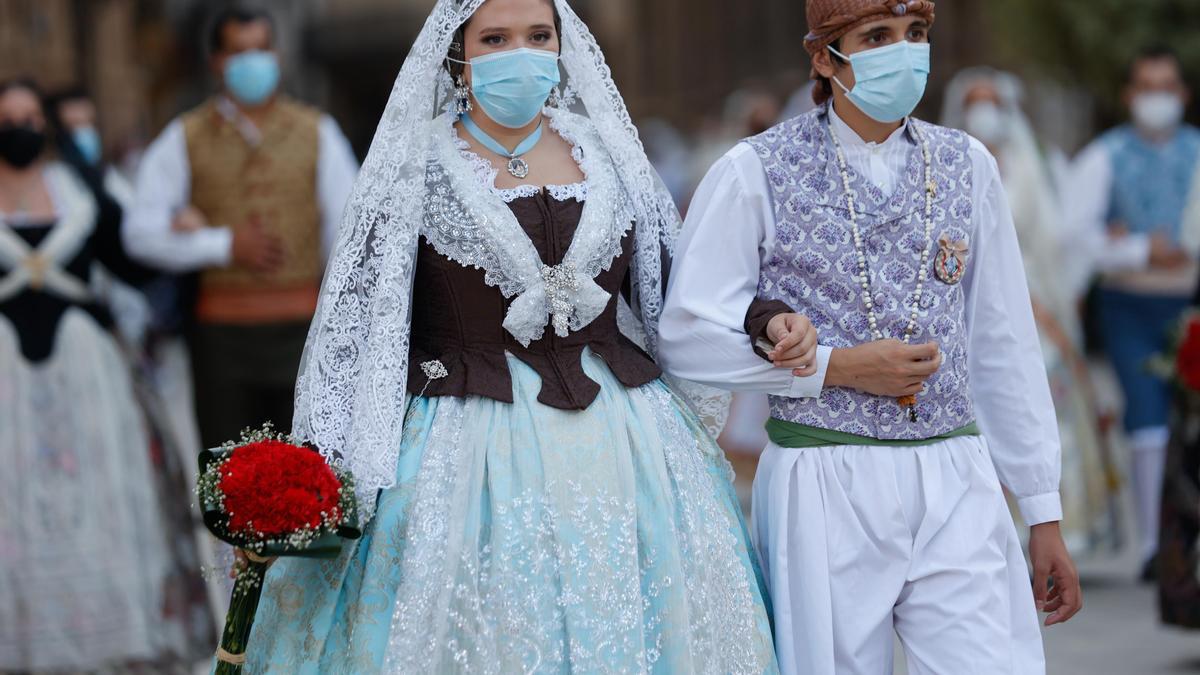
468, 48, 561, 129
829, 41, 931, 123
72, 126, 102, 166
224, 50, 281, 106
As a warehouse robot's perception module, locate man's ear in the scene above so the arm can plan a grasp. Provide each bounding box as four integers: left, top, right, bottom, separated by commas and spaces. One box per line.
812, 49, 837, 80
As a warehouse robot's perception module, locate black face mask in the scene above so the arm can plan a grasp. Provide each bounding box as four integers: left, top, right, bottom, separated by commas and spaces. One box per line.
0, 124, 46, 169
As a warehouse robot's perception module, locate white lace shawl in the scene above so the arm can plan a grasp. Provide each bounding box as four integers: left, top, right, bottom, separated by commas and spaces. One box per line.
292, 0, 683, 516
425, 107, 632, 345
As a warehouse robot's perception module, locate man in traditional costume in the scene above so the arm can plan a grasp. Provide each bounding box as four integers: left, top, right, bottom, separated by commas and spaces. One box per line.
123, 6, 358, 449
1070, 45, 1200, 580
660, 1, 1080, 672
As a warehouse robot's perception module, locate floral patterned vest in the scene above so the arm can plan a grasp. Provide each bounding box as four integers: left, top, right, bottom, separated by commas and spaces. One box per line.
747, 107, 977, 439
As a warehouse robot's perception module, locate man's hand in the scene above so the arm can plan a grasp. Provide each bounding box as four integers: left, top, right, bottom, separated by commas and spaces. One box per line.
1029, 522, 1082, 626
171, 204, 208, 233
1148, 233, 1190, 270
231, 217, 285, 274
825, 339, 941, 397
765, 312, 818, 376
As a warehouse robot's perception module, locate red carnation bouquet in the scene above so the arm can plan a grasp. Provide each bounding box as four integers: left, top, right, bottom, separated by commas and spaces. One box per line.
197, 424, 360, 674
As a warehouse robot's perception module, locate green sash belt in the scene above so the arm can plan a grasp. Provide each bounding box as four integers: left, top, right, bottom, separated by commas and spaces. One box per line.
766, 418, 981, 449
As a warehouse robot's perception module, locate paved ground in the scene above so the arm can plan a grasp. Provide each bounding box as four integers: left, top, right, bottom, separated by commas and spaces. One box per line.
1039, 551, 1200, 674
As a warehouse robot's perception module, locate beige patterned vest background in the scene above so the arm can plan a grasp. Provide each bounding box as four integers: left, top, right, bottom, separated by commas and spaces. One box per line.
183, 97, 323, 324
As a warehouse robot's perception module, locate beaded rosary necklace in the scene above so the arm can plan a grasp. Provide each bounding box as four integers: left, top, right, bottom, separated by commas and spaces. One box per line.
827, 119, 936, 423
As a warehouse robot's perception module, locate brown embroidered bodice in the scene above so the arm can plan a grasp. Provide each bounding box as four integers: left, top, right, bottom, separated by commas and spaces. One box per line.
408, 188, 661, 410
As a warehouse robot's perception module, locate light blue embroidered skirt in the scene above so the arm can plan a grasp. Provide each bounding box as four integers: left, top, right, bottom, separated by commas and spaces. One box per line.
242, 351, 778, 674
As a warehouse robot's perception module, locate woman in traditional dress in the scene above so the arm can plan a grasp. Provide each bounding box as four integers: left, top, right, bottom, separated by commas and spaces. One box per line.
941, 68, 1122, 554
237, 0, 779, 672
48, 87, 218, 650
0, 79, 175, 671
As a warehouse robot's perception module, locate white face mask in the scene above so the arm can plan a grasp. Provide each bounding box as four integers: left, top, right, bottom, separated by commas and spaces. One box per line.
964, 101, 1008, 145
1131, 92, 1185, 133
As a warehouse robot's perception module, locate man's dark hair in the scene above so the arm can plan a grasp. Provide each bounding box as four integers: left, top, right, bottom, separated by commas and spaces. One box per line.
208, 6, 275, 53
1126, 44, 1185, 84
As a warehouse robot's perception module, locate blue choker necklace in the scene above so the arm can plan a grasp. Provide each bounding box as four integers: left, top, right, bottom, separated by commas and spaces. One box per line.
460, 113, 543, 179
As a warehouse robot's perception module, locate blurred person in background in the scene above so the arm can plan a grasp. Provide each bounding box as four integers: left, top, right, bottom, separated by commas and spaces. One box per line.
1070, 44, 1200, 581
0, 77, 175, 673
662, 0, 1082, 670
48, 87, 135, 207
47, 88, 152, 351
688, 85, 783, 199
46, 87, 218, 648
780, 80, 819, 122
638, 117, 693, 210
123, 5, 358, 452
51, 90, 201, 427
943, 67, 1122, 556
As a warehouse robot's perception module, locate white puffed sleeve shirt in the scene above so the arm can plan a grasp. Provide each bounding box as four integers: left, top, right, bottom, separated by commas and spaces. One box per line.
122, 109, 359, 273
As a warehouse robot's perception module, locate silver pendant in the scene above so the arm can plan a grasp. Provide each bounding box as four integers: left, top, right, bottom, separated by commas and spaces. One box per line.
507, 157, 530, 179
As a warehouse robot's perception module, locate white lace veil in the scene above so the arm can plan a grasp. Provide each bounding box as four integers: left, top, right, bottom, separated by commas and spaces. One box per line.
292, 0, 683, 515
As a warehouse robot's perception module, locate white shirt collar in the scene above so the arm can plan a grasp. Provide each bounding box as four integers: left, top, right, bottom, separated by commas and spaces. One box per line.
828, 103, 912, 151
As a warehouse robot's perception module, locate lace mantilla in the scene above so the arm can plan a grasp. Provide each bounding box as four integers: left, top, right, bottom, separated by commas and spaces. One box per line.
292, 0, 684, 519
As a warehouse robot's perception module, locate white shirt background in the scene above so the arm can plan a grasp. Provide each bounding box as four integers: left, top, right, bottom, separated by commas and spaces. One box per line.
1069, 135, 1199, 296
122, 109, 359, 273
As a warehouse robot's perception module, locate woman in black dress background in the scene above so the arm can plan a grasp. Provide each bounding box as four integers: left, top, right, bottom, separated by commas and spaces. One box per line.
0, 78, 191, 672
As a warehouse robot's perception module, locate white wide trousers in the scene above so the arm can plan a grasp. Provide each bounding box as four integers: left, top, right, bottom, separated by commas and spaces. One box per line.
752, 436, 1045, 675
